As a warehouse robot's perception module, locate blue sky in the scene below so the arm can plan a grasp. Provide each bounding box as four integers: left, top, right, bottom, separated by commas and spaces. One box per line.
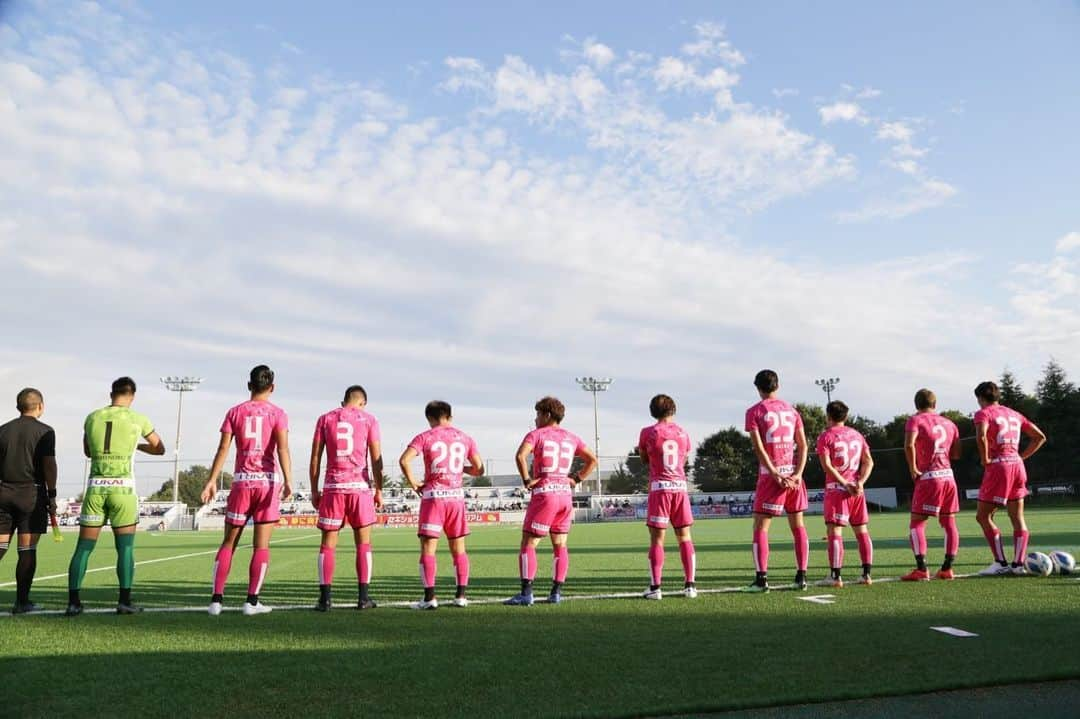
1, 0, 1078, 495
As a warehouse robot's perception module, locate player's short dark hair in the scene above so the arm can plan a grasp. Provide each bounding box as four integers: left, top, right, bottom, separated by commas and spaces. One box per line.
535, 396, 565, 423
826, 400, 849, 423
16, 388, 43, 413
754, 369, 779, 393
914, 389, 937, 410
649, 394, 676, 419
974, 381, 1000, 404
111, 377, 137, 396
249, 365, 274, 393
425, 400, 452, 421
343, 385, 367, 403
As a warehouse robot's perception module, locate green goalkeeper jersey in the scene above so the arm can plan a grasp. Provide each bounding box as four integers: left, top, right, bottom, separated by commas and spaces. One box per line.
84, 406, 155, 483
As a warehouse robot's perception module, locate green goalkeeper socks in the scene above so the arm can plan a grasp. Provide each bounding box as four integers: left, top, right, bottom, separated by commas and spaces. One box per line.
115, 533, 135, 589
68, 538, 98, 591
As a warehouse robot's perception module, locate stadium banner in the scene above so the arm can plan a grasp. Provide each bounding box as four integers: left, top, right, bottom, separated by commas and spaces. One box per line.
278, 515, 319, 528
630, 504, 732, 519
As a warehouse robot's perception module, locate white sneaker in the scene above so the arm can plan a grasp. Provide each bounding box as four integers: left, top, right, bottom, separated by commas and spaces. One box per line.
411, 598, 439, 610
978, 562, 1010, 576
451, 597, 468, 608
242, 601, 272, 616
643, 588, 662, 600
207, 601, 223, 616
683, 586, 698, 599
1010, 564, 1028, 576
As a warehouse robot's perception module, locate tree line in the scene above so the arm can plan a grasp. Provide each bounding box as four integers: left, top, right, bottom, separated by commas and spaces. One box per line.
609, 360, 1080, 497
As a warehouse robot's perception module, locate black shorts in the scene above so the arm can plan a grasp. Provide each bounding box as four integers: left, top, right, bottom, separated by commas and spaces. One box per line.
0, 484, 48, 535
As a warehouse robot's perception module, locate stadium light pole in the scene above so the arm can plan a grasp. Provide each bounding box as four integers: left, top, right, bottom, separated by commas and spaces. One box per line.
575, 376, 613, 499
815, 377, 840, 403
161, 376, 204, 505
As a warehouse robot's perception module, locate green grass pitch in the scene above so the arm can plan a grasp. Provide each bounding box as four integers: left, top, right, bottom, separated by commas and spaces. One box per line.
4, 509, 1080, 718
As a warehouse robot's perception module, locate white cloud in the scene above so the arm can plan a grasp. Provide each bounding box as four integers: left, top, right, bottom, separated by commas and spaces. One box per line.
583, 39, 615, 69
772, 87, 798, 99
835, 179, 957, 222
856, 86, 882, 99
1056, 231, 1080, 253
680, 21, 745, 66
876, 121, 913, 143
819, 101, 867, 125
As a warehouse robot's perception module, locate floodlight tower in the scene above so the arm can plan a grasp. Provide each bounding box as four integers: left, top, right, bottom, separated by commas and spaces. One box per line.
815, 377, 840, 403
575, 376, 614, 499
160, 376, 204, 505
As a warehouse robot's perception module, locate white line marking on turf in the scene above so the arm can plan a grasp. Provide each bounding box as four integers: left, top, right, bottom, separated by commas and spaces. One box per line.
798, 594, 836, 604
931, 626, 978, 638
0, 532, 320, 589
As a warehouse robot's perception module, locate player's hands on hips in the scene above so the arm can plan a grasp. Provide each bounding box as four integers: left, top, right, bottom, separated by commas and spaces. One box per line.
374, 489, 383, 510
200, 482, 216, 505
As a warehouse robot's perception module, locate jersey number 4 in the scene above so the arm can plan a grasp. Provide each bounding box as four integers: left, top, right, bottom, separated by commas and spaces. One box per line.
244, 416, 265, 451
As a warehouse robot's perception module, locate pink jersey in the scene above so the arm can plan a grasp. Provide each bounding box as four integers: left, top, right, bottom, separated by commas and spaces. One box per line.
974, 404, 1032, 460
905, 412, 959, 476
815, 425, 869, 488
220, 400, 288, 477
638, 421, 691, 490
522, 426, 588, 495
745, 399, 804, 475
315, 406, 380, 491
407, 425, 479, 491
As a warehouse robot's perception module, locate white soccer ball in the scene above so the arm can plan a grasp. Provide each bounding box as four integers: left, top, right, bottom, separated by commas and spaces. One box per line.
1050, 550, 1076, 575
1024, 551, 1053, 577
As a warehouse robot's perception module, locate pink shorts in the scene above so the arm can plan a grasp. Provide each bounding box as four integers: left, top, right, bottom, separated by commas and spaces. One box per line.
978, 460, 1028, 506
317, 492, 376, 530
823, 491, 868, 526
418, 498, 469, 539
753, 476, 808, 516
646, 492, 694, 529
225, 482, 281, 526
522, 493, 573, 537
912, 480, 959, 516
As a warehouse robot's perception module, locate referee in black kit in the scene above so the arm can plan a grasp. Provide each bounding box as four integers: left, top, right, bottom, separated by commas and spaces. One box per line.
0, 388, 57, 614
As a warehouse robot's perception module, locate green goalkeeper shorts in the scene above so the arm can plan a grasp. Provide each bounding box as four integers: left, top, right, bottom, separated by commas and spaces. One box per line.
80, 486, 139, 528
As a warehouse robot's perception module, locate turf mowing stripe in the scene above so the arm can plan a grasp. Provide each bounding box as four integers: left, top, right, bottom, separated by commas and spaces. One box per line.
0, 531, 320, 589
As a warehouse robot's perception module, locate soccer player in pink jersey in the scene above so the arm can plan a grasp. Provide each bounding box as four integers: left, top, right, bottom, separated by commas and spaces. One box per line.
637, 394, 697, 600
310, 385, 383, 611
972, 381, 1046, 576
506, 396, 597, 606
200, 366, 293, 616
740, 370, 810, 593
399, 400, 484, 610
901, 389, 962, 582
815, 401, 875, 588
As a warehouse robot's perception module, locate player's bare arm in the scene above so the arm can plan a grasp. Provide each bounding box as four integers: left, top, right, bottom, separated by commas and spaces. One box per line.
465, 451, 485, 477
950, 433, 962, 461
748, 429, 781, 483
791, 425, 808, 485
636, 444, 651, 474
975, 421, 990, 466
904, 430, 920, 479
516, 441, 534, 487
1020, 422, 1047, 461
275, 428, 293, 500
399, 447, 422, 492
856, 447, 874, 495
200, 431, 233, 504
369, 440, 383, 508
573, 446, 599, 485
819, 451, 851, 492
309, 433, 324, 507
138, 431, 165, 456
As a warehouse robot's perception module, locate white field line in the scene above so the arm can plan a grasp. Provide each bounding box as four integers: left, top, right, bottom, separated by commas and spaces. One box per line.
0, 532, 320, 589
2, 570, 1006, 617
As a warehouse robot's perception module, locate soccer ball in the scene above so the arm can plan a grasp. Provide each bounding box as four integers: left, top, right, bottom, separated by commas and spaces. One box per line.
1024, 552, 1053, 577
1050, 550, 1076, 575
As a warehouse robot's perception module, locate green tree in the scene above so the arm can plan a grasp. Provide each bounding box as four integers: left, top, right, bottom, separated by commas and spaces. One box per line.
149, 464, 233, 507
999, 369, 1037, 415
606, 449, 649, 494
692, 427, 756, 492
1031, 359, 1079, 483
794, 403, 826, 488
469, 475, 493, 487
